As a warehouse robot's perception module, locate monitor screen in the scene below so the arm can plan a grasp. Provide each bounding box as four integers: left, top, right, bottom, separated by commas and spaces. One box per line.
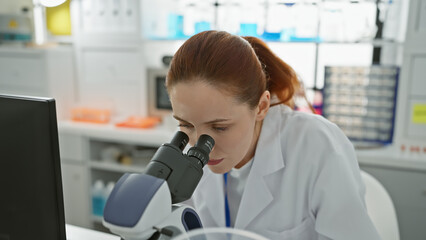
155, 76, 172, 110
0, 94, 66, 240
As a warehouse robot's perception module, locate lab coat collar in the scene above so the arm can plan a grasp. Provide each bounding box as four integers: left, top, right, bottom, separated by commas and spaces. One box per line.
198, 105, 289, 228
252, 104, 288, 175
234, 105, 287, 229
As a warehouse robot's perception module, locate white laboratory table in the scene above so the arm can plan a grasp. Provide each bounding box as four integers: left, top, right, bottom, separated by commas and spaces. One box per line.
66, 224, 120, 240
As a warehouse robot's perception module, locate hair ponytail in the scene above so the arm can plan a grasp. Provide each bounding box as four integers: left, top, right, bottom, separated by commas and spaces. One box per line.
167, 31, 300, 110
242, 36, 300, 107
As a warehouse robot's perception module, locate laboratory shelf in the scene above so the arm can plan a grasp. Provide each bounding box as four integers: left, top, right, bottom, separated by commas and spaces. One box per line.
58, 120, 175, 147
91, 215, 103, 224
141, 38, 403, 46
89, 161, 147, 174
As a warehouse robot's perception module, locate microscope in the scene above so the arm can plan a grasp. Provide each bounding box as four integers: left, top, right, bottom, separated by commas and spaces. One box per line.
102, 131, 214, 240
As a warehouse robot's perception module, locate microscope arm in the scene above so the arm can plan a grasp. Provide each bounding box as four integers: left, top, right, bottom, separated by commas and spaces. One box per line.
103, 173, 202, 240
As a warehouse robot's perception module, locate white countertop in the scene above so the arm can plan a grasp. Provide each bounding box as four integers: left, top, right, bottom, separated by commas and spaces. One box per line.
356, 145, 426, 171
66, 224, 120, 240
58, 120, 176, 147
58, 120, 426, 171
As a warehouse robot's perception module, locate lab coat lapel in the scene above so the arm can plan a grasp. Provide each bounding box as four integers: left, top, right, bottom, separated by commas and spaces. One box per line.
197, 169, 226, 227
235, 105, 286, 229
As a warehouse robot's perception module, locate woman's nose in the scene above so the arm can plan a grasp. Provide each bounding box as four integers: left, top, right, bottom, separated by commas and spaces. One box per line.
187, 131, 201, 147
194, 133, 203, 144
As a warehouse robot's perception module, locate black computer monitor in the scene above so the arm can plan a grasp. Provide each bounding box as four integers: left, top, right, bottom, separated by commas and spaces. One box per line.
0, 94, 66, 240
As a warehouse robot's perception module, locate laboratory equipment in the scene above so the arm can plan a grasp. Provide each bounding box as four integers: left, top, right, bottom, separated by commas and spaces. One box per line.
183, 0, 214, 36
103, 131, 215, 240
279, 2, 297, 41
0, 14, 32, 42
92, 180, 116, 217
141, 0, 187, 39
0, 94, 66, 240
147, 68, 173, 118
262, 0, 281, 40
216, 1, 241, 35
322, 66, 399, 146
291, 2, 319, 42
92, 180, 107, 216
238, 0, 264, 37
319, 1, 376, 42
71, 107, 111, 124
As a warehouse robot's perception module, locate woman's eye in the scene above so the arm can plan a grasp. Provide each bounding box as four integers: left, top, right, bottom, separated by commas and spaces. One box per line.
213, 126, 228, 132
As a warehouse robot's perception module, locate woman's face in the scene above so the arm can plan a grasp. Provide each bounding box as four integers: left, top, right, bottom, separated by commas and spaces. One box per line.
169, 81, 269, 174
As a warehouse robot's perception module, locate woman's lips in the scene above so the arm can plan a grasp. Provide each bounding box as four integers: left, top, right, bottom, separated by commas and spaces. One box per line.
207, 158, 224, 166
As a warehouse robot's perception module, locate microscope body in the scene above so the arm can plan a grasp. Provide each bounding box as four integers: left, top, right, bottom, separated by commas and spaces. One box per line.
102, 132, 214, 240
102, 173, 201, 240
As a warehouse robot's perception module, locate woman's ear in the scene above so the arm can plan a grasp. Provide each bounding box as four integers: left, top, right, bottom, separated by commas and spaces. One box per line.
256, 91, 270, 121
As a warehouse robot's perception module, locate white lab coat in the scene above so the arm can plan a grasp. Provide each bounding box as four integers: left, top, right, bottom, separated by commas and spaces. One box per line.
189, 104, 381, 240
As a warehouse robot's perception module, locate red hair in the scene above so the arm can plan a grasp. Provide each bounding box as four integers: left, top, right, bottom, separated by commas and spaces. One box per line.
166, 31, 300, 108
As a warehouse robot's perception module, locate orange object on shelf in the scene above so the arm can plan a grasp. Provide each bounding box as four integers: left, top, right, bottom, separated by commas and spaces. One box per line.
71, 108, 111, 124
115, 116, 161, 129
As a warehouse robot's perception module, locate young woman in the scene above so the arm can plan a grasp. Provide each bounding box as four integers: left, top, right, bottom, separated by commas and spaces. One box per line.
166, 31, 380, 240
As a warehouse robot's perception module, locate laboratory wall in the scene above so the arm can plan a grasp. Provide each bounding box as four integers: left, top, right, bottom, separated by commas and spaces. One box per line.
1, 0, 426, 239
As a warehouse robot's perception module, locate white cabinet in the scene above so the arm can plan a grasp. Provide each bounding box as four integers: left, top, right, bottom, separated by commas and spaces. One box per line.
71, 0, 147, 118
81, 49, 142, 84
0, 46, 76, 120
59, 133, 85, 161
0, 49, 47, 96
61, 162, 91, 228
405, 55, 426, 137
409, 56, 426, 97
360, 163, 426, 240
58, 121, 174, 229
59, 132, 91, 228
75, 46, 145, 117
394, 0, 426, 146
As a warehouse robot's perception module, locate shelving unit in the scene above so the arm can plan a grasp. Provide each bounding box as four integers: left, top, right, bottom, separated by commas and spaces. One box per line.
356, 1, 426, 238
89, 161, 147, 173
58, 120, 175, 229
66, 0, 408, 116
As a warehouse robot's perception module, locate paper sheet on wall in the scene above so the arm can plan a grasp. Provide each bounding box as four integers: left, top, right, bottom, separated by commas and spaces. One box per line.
412, 104, 426, 124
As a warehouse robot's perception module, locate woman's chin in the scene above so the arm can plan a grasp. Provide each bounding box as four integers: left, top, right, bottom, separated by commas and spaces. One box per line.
207, 165, 229, 174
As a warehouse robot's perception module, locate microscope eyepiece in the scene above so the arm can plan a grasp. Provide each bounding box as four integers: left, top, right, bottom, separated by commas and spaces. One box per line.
144, 131, 215, 203
187, 134, 215, 166
195, 134, 214, 154
169, 131, 189, 151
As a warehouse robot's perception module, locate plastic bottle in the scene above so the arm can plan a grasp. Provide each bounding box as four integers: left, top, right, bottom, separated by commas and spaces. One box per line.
193, 1, 214, 34
105, 181, 116, 200
263, 0, 285, 41
239, 0, 264, 37
92, 180, 106, 216
217, 0, 240, 35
